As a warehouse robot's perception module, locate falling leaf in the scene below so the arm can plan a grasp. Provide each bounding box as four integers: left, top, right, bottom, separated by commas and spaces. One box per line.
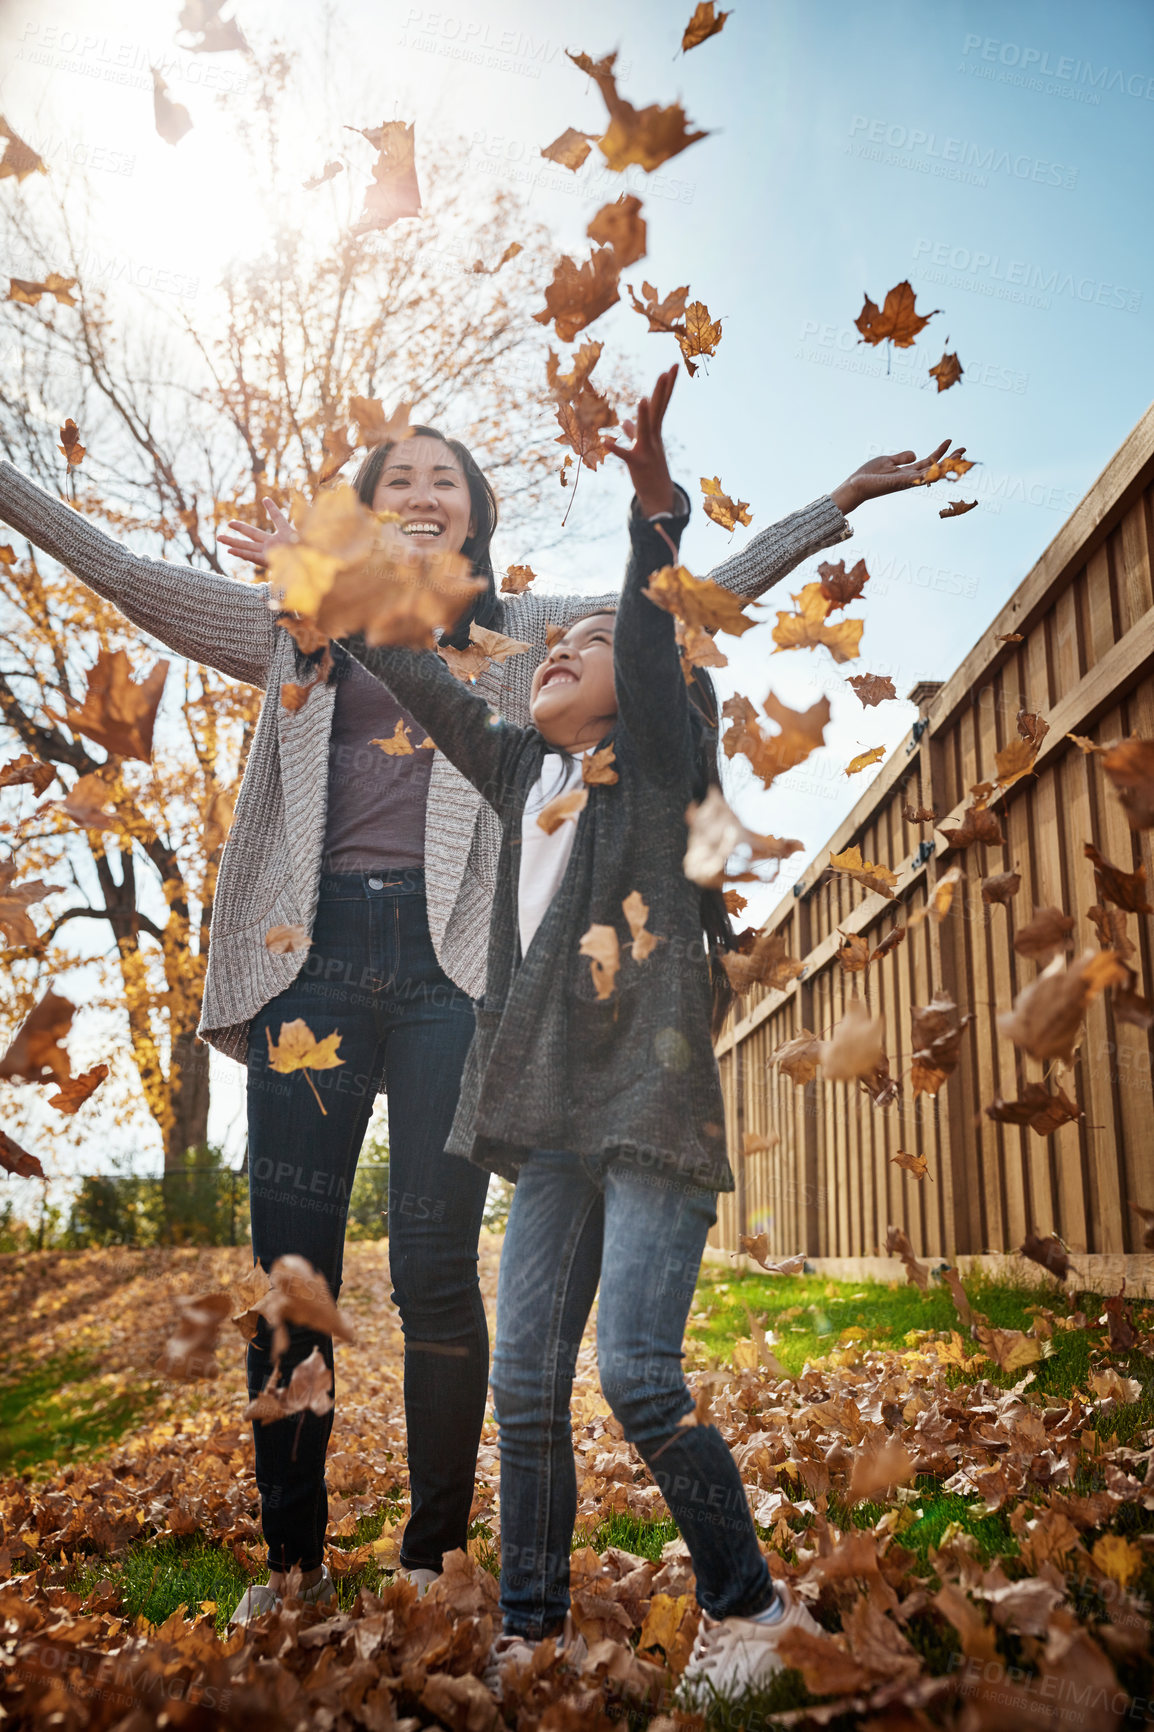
54, 770, 122, 830
849, 1438, 915, 1501
248, 1347, 336, 1424
891, 1150, 930, 1180
348, 120, 421, 231
871, 926, 907, 961
1102, 1288, 1137, 1351
911, 995, 969, 1097
1100, 737, 1154, 829
999, 632, 1025, 644
885, 1224, 929, 1289
538, 786, 588, 835
940, 498, 978, 518
178, 0, 249, 52
700, 476, 751, 532
0, 116, 48, 180
682, 1, 731, 50
940, 800, 1005, 850
985, 1083, 1082, 1137
677, 620, 728, 675
929, 350, 964, 392
993, 734, 1039, 789
541, 127, 596, 170
469, 240, 524, 275
721, 692, 829, 789
627, 277, 687, 335
0, 754, 55, 797
837, 930, 871, 973
372, 720, 413, 756
1084, 842, 1152, 913
739, 1238, 806, 1276
622, 891, 660, 962
53, 648, 169, 762
0, 987, 74, 1084
908, 865, 964, 927
722, 928, 805, 994
771, 582, 863, 663
860, 1053, 900, 1108
319, 423, 355, 483
903, 800, 937, 823
0, 862, 52, 947
916, 452, 976, 485
265, 924, 310, 955
586, 194, 646, 267
723, 889, 747, 917
742, 1130, 779, 1158
583, 745, 618, 786
679, 300, 723, 373
1014, 906, 1075, 965
817, 558, 870, 610
974, 1324, 1043, 1375
501, 564, 536, 595
303, 160, 343, 190
1087, 901, 1133, 958
534, 247, 621, 343
941, 1268, 972, 1327
0, 1128, 43, 1178
683, 788, 801, 889
45, 1063, 110, 1115
567, 48, 709, 173
774, 1028, 822, 1086
1114, 966, 1153, 1029
154, 1290, 233, 1381
348, 397, 413, 448
848, 673, 896, 707
997, 949, 1127, 1063
1092, 1533, 1144, 1588
257, 1255, 354, 1359
643, 564, 756, 636
829, 845, 898, 901
982, 870, 1021, 905
265, 1019, 344, 1113
855, 281, 940, 349
846, 746, 885, 777
579, 923, 620, 999
819, 999, 886, 1081
9, 274, 78, 308
1020, 1232, 1070, 1282
1017, 709, 1050, 751
151, 68, 193, 145
58, 419, 85, 468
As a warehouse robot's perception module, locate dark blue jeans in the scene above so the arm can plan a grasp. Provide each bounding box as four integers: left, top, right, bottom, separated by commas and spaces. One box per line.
245, 870, 486, 1574
490, 1148, 774, 1637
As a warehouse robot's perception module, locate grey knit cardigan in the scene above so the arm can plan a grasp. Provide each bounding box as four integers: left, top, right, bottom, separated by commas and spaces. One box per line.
0, 461, 850, 1063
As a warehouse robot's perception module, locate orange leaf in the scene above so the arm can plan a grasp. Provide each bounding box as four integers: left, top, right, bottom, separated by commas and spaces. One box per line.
622, 890, 661, 962
837, 930, 871, 972
846, 746, 885, 777
700, 476, 751, 532
541, 127, 596, 170
46, 1064, 109, 1115
0, 1128, 43, 1178
0, 861, 51, 947
721, 691, 829, 789
567, 48, 709, 172
578, 923, 620, 999
500, 564, 536, 595
908, 864, 964, 927
583, 745, 618, 786
929, 350, 964, 392
349, 397, 413, 448
643, 564, 756, 636
533, 247, 621, 343
682, 2, 732, 50
265, 1020, 344, 1114
891, 1150, 930, 1180
774, 1028, 821, 1086
371, 719, 414, 756
829, 845, 897, 900
855, 280, 940, 348
1100, 737, 1154, 830
586, 194, 646, 267
819, 999, 886, 1080
54, 649, 168, 761
0, 987, 74, 1084
58, 419, 85, 467
771, 582, 863, 663
940, 498, 978, 518
538, 786, 588, 835
722, 928, 804, 994
348, 120, 421, 232
0, 753, 56, 797
0, 116, 48, 180
817, 558, 870, 609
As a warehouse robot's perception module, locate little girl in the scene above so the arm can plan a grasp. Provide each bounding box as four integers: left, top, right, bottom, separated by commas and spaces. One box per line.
342, 365, 819, 1699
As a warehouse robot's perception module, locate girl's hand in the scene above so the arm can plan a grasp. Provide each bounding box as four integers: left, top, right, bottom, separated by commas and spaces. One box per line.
218, 497, 297, 568
830, 441, 967, 514
601, 364, 679, 518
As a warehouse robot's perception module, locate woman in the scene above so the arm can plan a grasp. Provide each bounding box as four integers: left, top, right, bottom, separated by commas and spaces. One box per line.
0, 418, 957, 1619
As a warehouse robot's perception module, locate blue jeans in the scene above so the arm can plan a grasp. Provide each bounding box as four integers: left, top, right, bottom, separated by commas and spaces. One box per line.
245, 869, 487, 1573
491, 1148, 774, 1637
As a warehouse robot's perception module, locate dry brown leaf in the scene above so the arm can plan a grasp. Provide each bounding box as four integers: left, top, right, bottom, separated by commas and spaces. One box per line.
722, 928, 804, 994
586, 194, 646, 267
995, 735, 1039, 788
819, 999, 886, 1081
917, 452, 976, 485
829, 844, 898, 900
54, 770, 123, 830
534, 247, 621, 343
846, 745, 886, 777
940, 498, 978, 518
151, 68, 193, 145
908, 865, 964, 927
837, 930, 871, 973
682, 1, 731, 50
264, 924, 310, 955
257, 1255, 355, 1360
265, 1019, 344, 1114
501, 563, 536, 595
303, 160, 343, 191
247, 1347, 335, 1424
849, 1437, 915, 1501
1088, 901, 1133, 958
1113, 966, 1153, 1029
538, 786, 588, 835
579, 923, 620, 999
774, 1028, 821, 1086
940, 800, 1005, 850
583, 745, 619, 786
568, 48, 709, 173
1100, 737, 1154, 829
155, 1291, 232, 1381
772, 582, 863, 664
45, 1064, 109, 1115
855, 280, 940, 348
885, 1224, 930, 1288
998, 632, 1025, 643
721, 691, 829, 789
973, 1324, 1042, 1375
700, 476, 751, 532
929, 350, 964, 392
348, 397, 413, 448
1020, 1231, 1070, 1282
0, 987, 74, 1084
910, 994, 969, 1097
1014, 905, 1075, 965
985, 1082, 1082, 1137
55, 648, 169, 761
723, 889, 747, 918
280, 648, 333, 713
541, 127, 596, 170
890, 1150, 931, 1180
622, 891, 661, 963
1018, 708, 1050, 749
682, 786, 801, 888
0, 1127, 43, 1179
0, 116, 48, 180
982, 870, 1021, 905
642, 564, 756, 637
848, 673, 896, 706
469, 241, 524, 275
57, 419, 85, 467
903, 799, 937, 823
997, 949, 1127, 1064
1084, 842, 1152, 913
676, 621, 728, 675
739, 1238, 806, 1277
941, 1267, 973, 1327
871, 925, 907, 961
349, 120, 421, 232
371, 719, 415, 755
0, 862, 51, 947
817, 558, 871, 610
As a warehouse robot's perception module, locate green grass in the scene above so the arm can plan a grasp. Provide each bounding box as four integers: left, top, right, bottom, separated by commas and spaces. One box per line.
0, 1352, 160, 1476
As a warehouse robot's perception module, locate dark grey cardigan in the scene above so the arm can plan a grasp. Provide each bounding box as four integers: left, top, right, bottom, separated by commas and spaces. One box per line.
344, 494, 733, 1194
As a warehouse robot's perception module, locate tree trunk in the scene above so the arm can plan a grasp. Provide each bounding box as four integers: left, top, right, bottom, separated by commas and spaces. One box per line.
164, 1025, 212, 1169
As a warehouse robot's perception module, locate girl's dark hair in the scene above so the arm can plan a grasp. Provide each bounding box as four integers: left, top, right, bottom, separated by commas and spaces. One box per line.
684, 664, 739, 1040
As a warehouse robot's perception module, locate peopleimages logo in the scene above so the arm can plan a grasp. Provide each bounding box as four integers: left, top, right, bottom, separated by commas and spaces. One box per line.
847, 117, 1077, 189
961, 34, 1154, 100
911, 239, 1142, 315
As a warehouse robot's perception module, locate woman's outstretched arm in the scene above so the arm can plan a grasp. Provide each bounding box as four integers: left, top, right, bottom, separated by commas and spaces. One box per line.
0, 462, 277, 689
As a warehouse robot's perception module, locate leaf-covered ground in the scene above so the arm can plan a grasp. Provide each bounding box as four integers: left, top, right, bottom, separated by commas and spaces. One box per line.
1, 1239, 1152, 1729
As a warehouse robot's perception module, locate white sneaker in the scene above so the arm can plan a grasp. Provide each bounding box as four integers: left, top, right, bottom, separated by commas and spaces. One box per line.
675, 1582, 820, 1704
398, 1566, 440, 1597
229, 1564, 336, 1626
482, 1614, 587, 1694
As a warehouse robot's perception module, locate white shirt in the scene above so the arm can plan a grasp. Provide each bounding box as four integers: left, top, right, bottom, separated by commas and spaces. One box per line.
518, 749, 590, 958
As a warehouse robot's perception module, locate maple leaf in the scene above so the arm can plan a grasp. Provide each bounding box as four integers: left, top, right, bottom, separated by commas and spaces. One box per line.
837, 930, 871, 972
974, 1324, 1042, 1375
1100, 737, 1154, 829
372, 719, 414, 756
742, 1130, 779, 1158
891, 1150, 930, 1180
829, 845, 897, 900
9, 274, 79, 308
683, 786, 801, 888
1014, 905, 1075, 965
58, 419, 85, 468
303, 159, 343, 190
151, 68, 194, 145
348, 396, 413, 448
622, 891, 661, 962
985, 1083, 1082, 1138
248, 1346, 336, 1423
724, 889, 747, 918
55, 648, 169, 761
846, 745, 885, 777
54, 770, 123, 830
700, 476, 751, 532
0, 987, 74, 1084
982, 870, 1021, 905
264, 923, 310, 954
643, 564, 756, 636
586, 194, 646, 267
721, 692, 829, 789
348, 120, 421, 232
911, 994, 969, 1097
319, 422, 355, 483
583, 745, 618, 786
903, 799, 937, 823
541, 127, 596, 170
855, 280, 940, 348
940, 498, 978, 518
997, 948, 1127, 1064
501, 564, 536, 595
915, 452, 976, 485
682, 1, 732, 49
848, 673, 896, 707
773, 1029, 820, 1087
872, 926, 907, 961
1084, 842, 1152, 913
534, 247, 621, 342
771, 582, 863, 663
819, 999, 886, 1081
0, 862, 52, 947
679, 300, 723, 373
676, 620, 728, 676
626, 277, 688, 336
46, 1064, 109, 1115
908, 865, 964, 927
0, 116, 48, 180
154, 1291, 232, 1381
568, 48, 709, 173
0, 1127, 43, 1179
885, 1224, 930, 1288
265, 1019, 344, 1113
940, 799, 1005, 850
257, 1255, 355, 1360
437, 623, 530, 684
538, 786, 588, 835
469, 240, 524, 274
929, 350, 964, 392
1020, 1231, 1070, 1282
579, 923, 620, 999
1092, 1533, 1144, 1588
722, 928, 804, 994
817, 558, 871, 610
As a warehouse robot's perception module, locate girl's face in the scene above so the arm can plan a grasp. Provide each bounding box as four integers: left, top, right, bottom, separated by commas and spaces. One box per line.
371, 435, 475, 556
529, 612, 619, 750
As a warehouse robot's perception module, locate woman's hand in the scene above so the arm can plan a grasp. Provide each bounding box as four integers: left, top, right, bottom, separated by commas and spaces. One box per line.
218, 497, 298, 569
601, 364, 679, 518
829, 441, 968, 515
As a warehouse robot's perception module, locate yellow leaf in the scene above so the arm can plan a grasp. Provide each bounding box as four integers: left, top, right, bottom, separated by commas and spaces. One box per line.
1092, 1532, 1143, 1587
265, 1019, 344, 1115
372, 719, 414, 756
846, 746, 885, 777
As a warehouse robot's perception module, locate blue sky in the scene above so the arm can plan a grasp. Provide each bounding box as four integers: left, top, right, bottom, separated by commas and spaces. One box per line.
2, 0, 1152, 1171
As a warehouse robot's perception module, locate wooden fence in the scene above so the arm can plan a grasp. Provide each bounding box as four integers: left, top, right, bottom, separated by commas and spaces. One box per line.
713, 402, 1154, 1263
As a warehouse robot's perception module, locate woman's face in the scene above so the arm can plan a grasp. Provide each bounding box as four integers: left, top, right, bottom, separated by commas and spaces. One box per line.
371, 435, 475, 556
